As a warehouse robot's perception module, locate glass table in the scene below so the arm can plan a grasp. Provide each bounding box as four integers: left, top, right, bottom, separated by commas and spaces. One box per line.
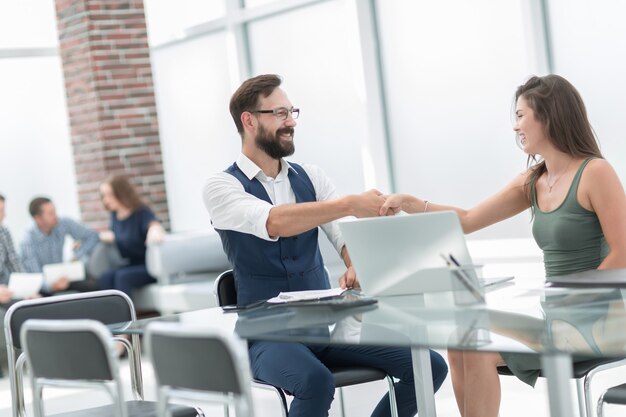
112, 284, 626, 417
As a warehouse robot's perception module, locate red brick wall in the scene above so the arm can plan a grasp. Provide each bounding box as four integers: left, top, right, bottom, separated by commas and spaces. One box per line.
54, 0, 169, 230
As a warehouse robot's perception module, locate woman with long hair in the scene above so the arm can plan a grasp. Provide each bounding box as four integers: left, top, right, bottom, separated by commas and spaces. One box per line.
98, 175, 164, 297
380, 74, 626, 417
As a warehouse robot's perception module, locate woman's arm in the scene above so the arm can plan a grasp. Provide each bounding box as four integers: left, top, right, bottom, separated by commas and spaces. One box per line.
146, 221, 165, 244
582, 160, 626, 270
381, 171, 532, 234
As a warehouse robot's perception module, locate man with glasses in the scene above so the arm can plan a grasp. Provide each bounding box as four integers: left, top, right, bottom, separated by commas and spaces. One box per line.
203, 74, 447, 417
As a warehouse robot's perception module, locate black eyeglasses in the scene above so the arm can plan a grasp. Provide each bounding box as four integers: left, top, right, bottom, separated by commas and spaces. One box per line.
251, 107, 300, 120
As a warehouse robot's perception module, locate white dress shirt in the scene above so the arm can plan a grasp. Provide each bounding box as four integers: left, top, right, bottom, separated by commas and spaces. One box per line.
203, 153, 346, 255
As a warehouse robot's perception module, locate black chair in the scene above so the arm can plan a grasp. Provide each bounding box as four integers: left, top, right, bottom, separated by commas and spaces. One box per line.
213, 269, 398, 417
497, 357, 626, 417
4, 290, 144, 417
597, 382, 626, 417
147, 322, 255, 417
20, 319, 199, 417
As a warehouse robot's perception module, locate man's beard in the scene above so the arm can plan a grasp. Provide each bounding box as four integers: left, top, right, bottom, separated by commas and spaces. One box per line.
255, 125, 295, 159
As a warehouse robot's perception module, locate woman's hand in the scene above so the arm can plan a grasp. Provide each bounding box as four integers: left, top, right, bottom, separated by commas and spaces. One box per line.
99, 230, 115, 244
146, 222, 165, 244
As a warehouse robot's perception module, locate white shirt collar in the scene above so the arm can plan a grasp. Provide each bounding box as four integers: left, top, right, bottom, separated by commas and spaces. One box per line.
236, 153, 296, 181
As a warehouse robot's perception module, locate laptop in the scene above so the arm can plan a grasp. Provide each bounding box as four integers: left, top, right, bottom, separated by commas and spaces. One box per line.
338, 211, 514, 296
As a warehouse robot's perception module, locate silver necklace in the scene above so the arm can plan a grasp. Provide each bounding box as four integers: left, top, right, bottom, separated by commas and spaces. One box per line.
546, 158, 573, 193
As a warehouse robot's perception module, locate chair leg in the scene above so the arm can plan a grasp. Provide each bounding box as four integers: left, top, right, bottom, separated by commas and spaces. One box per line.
596, 391, 607, 417
386, 376, 398, 417
273, 387, 289, 417
337, 387, 347, 417
576, 379, 587, 417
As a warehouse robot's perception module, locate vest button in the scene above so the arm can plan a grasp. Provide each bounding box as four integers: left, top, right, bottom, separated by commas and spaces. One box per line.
292, 256, 298, 260
282, 256, 288, 261
299, 272, 304, 277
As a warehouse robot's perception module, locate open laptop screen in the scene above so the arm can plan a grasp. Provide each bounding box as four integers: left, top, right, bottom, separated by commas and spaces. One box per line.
339, 211, 479, 296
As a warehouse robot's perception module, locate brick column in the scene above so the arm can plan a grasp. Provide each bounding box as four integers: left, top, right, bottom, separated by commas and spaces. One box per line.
54, 0, 169, 230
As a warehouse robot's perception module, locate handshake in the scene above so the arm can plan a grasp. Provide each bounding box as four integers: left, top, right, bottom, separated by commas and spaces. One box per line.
349, 189, 406, 218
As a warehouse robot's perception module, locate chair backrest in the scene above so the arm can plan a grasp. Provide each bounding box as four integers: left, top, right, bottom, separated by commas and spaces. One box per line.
5, 290, 136, 351
213, 270, 237, 307
213, 267, 332, 307
22, 319, 117, 382
21, 319, 126, 417
146, 322, 254, 417
4, 290, 141, 417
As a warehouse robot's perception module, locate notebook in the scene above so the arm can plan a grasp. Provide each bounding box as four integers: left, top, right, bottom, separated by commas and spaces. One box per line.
338, 211, 514, 296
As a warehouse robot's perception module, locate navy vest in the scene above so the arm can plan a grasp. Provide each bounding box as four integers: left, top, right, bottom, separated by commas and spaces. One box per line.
216, 162, 329, 304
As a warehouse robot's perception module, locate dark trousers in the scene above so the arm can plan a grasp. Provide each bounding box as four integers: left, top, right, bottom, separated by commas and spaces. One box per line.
248, 341, 448, 417
98, 264, 156, 297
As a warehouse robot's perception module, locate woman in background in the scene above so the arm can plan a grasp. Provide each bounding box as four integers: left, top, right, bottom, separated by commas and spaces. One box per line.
380, 74, 626, 417
98, 176, 164, 297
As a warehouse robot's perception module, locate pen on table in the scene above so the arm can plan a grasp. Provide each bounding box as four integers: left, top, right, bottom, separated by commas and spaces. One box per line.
447, 252, 484, 301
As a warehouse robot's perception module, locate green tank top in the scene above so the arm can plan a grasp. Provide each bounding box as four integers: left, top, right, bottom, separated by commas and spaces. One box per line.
532, 158, 608, 277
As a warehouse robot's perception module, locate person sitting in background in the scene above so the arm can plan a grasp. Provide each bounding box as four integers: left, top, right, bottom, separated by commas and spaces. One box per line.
97, 175, 164, 298
0, 194, 22, 303
380, 74, 626, 417
20, 197, 100, 294
0, 194, 39, 377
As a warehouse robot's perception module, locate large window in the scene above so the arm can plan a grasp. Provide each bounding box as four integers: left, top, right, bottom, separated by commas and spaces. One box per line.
248, 0, 369, 196
548, 0, 626, 183
6, 0, 626, 242
377, 0, 538, 238
0, 1, 78, 240
143, 0, 226, 46
148, 33, 234, 232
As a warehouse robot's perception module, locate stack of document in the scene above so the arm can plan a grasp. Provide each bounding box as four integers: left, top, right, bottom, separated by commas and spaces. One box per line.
267, 288, 348, 304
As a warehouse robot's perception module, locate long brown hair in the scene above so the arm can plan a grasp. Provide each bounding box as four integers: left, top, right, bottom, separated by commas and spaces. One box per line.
105, 175, 144, 212
517, 75, 603, 203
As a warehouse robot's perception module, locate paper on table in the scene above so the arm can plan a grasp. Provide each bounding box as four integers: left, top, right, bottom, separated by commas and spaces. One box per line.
9, 273, 43, 298
43, 261, 86, 285
267, 288, 347, 304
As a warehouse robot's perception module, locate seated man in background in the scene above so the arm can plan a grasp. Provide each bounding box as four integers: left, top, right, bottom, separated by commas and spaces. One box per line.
20, 196, 99, 294
0, 193, 39, 376
203, 74, 448, 417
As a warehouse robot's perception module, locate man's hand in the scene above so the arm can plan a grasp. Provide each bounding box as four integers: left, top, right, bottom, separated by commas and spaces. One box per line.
351, 189, 386, 218
0, 285, 13, 303
51, 276, 70, 292
99, 230, 115, 244
379, 194, 406, 216
339, 265, 361, 289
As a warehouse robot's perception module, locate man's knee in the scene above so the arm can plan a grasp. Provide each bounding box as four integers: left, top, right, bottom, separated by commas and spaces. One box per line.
295, 365, 335, 402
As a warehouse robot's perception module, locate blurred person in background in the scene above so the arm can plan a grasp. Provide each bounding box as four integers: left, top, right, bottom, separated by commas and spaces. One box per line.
97, 175, 164, 298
